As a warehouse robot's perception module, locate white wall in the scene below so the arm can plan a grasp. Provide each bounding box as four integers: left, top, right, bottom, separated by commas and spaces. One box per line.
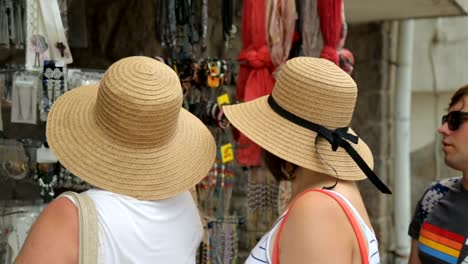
411, 16, 468, 152
412, 17, 468, 93
411, 92, 453, 152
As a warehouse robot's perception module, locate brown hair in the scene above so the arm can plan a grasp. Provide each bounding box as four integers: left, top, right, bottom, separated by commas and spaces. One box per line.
263, 149, 298, 182
449, 85, 468, 108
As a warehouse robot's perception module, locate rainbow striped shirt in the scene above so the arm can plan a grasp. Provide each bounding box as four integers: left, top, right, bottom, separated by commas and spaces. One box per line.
418, 222, 466, 263
409, 177, 468, 264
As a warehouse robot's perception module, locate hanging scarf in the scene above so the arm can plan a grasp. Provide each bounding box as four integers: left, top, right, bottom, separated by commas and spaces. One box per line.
236, 0, 275, 167
268, 0, 297, 78
317, 0, 342, 65
300, 0, 322, 57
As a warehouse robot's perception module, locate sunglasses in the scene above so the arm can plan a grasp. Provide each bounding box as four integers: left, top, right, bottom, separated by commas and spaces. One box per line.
441, 111, 468, 131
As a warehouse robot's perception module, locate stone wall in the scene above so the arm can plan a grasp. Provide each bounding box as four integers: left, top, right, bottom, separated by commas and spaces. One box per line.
347, 22, 394, 263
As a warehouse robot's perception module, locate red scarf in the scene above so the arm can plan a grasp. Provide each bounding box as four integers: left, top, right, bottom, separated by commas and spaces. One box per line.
317, 0, 342, 65
236, 0, 275, 166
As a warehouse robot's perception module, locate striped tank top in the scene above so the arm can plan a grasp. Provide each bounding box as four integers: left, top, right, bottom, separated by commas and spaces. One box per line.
245, 190, 380, 264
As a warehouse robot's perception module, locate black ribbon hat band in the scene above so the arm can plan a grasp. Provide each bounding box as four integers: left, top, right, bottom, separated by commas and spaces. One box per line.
267, 95, 392, 194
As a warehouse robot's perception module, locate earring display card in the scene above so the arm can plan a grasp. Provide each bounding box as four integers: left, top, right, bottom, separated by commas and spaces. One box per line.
40, 60, 65, 122
10, 72, 39, 125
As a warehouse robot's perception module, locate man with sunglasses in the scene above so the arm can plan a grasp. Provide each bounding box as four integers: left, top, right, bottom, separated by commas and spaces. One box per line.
408, 85, 468, 264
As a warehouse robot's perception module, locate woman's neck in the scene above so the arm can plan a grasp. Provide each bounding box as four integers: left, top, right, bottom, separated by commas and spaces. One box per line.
289, 167, 355, 199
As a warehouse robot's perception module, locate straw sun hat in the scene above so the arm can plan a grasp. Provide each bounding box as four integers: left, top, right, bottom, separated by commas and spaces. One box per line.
224, 57, 391, 194
46, 56, 216, 200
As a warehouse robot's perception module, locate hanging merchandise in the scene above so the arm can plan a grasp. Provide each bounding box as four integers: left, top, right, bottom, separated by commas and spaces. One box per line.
277, 180, 291, 214
197, 216, 239, 264
26, 0, 71, 70
195, 152, 238, 264
338, 48, 354, 74
211, 217, 239, 264
13, 0, 26, 49
34, 162, 58, 203
10, 71, 39, 125
0, 1, 7, 47
36, 143, 92, 200
317, 0, 342, 65
0, 99, 2, 132
0, 73, 5, 107
157, 0, 176, 52
267, 0, 297, 78
56, 165, 92, 192
299, 0, 323, 57
337, 2, 355, 75
174, 57, 240, 264
216, 137, 235, 217
57, 0, 68, 35
157, 0, 207, 60
29, 34, 48, 68
0, 139, 29, 181
201, 0, 208, 51
25, 0, 49, 70
236, 0, 275, 167
197, 229, 211, 264
206, 59, 224, 89
0, 0, 26, 48
0, 74, 3, 131
39, 60, 66, 122
196, 141, 235, 218
0, 65, 26, 104
173, 0, 192, 59
0, 0, 26, 49
5, 0, 14, 46
174, 58, 235, 129
245, 167, 278, 250
222, 0, 236, 49
38, 0, 72, 64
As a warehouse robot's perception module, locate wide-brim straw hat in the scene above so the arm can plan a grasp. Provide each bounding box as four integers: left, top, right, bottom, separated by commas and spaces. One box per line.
47, 56, 216, 200
224, 57, 373, 181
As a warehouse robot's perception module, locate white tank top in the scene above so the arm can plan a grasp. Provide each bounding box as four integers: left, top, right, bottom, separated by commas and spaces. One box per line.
64, 189, 203, 264
245, 190, 380, 264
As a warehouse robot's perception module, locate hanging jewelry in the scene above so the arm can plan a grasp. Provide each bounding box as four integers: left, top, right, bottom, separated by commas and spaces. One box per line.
35, 163, 58, 202
37, 175, 57, 197
41, 61, 64, 121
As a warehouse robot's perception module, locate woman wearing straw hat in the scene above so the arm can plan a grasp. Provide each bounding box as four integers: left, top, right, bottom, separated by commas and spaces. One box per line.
223, 57, 391, 264
14, 56, 216, 264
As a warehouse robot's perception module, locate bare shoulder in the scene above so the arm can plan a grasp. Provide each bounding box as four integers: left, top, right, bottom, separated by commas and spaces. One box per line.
278, 191, 355, 263
287, 191, 352, 228
14, 197, 79, 264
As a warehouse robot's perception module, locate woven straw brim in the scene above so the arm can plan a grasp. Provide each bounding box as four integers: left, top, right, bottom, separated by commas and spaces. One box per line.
223, 95, 373, 180
47, 85, 216, 200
